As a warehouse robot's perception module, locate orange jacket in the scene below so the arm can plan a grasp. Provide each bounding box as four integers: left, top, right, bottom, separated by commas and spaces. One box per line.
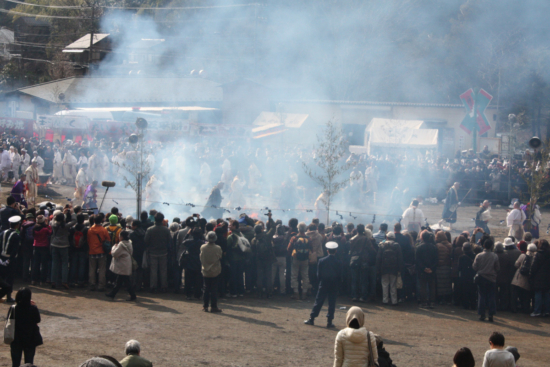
88, 224, 110, 255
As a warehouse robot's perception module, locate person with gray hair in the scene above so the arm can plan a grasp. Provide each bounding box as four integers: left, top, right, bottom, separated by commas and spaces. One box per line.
80, 356, 122, 367
287, 222, 311, 300
200, 231, 223, 312
118, 340, 152, 367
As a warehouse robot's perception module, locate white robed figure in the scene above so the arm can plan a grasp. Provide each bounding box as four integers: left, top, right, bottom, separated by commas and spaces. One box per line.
62, 150, 77, 180
9, 147, 21, 181
20, 149, 30, 175
400, 200, 425, 233
200, 162, 211, 189
75, 164, 89, 200
145, 174, 163, 207
87, 152, 103, 182
507, 201, 526, 239
365, 162, 379, 202
52, 148, 63, 182
227, 175, 246, 208
25, 160, 39, 206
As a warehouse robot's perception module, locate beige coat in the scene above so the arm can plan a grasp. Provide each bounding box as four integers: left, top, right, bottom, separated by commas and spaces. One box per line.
306, 230, 324, 264
511, 253, 532, 290
110, 240, 133, 276
200, 242, 222, 278
334, 306, 378, 367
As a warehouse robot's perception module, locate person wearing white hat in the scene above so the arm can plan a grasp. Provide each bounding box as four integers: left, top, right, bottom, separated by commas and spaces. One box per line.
32, 151, 44, 173
0, 215, 22, 303
9, 146, 21, 182
304, 241, 341, 328
52, 146, 63, 183
19, 148, 30, 175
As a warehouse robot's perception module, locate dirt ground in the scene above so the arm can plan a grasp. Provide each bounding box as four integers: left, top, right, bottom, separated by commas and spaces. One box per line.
0, 183, 549, 367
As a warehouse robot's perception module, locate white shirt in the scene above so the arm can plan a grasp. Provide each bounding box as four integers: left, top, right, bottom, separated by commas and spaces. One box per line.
75, 168, 88, 188
401, 206, 425, 229
77, 156, 88, 168
506, 208, 526, 227
10, 152, 20, 166
482, 349, 515, 367
1, 150, 11, 168
20, 153, 30, 168
33, 156, 44, 172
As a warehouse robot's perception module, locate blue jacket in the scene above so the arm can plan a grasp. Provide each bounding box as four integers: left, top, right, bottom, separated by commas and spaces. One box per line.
317, 254, 341, 284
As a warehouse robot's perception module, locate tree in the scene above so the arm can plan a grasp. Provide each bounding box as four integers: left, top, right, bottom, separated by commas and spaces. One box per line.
517, 139, 550, 230
302, 120, 355, 224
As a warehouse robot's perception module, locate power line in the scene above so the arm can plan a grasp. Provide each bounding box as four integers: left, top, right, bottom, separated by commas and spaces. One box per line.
0, 8, 91, 19
4, 0, 259, 11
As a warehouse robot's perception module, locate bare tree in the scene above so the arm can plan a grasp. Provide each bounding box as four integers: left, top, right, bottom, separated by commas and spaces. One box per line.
517, 139, 550, 231
302, 120, 355, 224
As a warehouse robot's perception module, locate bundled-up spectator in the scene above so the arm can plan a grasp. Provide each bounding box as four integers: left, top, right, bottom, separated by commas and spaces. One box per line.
129, 220, 146, 292
473, 238, 500, 322
416, 230, 438, 309
8, 288, 42, 367
69, 214, 88, 287
31, 215, 51, 285
333, 306, 378, 367
458, 243, 477, 310
502, 237, 522, 312
182, 227, 205, 300
50, 212, 72, 290
287, 222, 311, 300
200, 231, 222, 312
435, 231, 452, 304
19, 213, 35, 282
306, 223, 324, 295
251, 216, 276, 298
87, 215, 111, 291
106, 230, 136, 302
144, 212, 171, 293
271, 224, 287, 295
395, 223, 415, 303
376, 232, 403, 306
119, 340, 152, 367
511, 243, 536, 314
529, 239, 550, 317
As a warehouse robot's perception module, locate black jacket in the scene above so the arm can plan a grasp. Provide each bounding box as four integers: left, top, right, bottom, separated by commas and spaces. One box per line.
9, 304, 42, 347
530, 249, 550, 292
129, 227, 146, 262
415, 241, 438, 277
458, 251, 476, 284
182, 238, 205, 272
317, 254, 341, 284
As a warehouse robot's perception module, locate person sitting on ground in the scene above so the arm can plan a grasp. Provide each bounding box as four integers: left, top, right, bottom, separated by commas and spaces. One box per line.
334, 306, 378, 367
504, 346, 520, 367
482, 332, 515, 367
453, 347, 475, 367
80, 356, 123, 367
119, 339, 153, 367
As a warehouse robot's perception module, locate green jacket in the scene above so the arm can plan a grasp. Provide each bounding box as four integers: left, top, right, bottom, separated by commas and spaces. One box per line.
120, 354, 153, 367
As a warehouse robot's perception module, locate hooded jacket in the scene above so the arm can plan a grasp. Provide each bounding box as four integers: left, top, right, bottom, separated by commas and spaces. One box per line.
530, 248, 550, 292
109, 240, 133, 276
306, 230, 324, 264
435, 232, 452, 267
334, 306, 378, 367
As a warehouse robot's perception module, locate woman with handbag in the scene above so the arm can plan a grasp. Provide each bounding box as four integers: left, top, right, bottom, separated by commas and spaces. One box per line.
105, 231, 136, 302
6, 287, 42, 367
334, 306, 378, 367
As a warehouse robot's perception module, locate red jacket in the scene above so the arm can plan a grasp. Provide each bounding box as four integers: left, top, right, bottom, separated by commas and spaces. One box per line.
33, 224, 52, 248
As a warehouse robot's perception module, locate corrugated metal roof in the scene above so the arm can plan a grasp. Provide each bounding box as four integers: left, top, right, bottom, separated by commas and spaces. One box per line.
64, 33, 110, 50
15, 76, 223, 104
276, 99, 497, 109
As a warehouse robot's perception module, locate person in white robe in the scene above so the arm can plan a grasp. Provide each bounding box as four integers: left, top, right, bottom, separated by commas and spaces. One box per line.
220, 159, 232, 191
507, 201, 526, 239
75, 164, 89, 200
365, 161, 379, 202
62, 150, 77, 180
9, 146, 21, 181
227, 175, 246, 208
52, 147, 63, 183
400, 199, 425, 233
0, 147, 11, 181
32, 151, 44, 173
20, 149, 30, 176
77, 150, 88, 171
25, 160, 39, 206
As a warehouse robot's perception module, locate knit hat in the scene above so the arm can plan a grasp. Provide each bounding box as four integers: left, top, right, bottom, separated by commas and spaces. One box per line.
36, 215, 45, 224
25, 213, 34, 219
207, 231, 217, 242
505, 346, 520, 362
109, 215, 118, 225
494, 242, 504, 253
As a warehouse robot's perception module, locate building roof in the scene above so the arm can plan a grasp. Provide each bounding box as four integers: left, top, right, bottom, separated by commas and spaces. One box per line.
64, 33, 110, 50
0, 28, 14, 44
277, 99, 498, 109
12, 76, 223, 104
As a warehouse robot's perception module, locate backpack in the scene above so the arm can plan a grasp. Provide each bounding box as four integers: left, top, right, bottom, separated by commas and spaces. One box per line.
294, 236, 310, 261
73, 229, 84, 249
382, 242, 398, 270
519, 255, 532, 276
107, 226, 120, 247
24, 223, 35, 243
255, 235, 273, 261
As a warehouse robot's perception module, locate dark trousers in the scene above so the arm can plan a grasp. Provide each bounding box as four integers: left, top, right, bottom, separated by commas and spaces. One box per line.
230, 260, 245, 296
185, 269, 203, 298
132, 265, 144, 291
496, 283, 510, 311
461, 280, 477, 309
69, 251, 88, 285
10, 343, 36, 367
398, 267, 415, 301
108, 275, 136, 299
350, 264, 367, 299
310, 281, 337, 322
477, 276, 496, 317
21, 245, 33, 281
218, 261, 230, 296
0, 275, 12, 299
174, 264, 184, 292
31, 247, 50, 283
309, 262, 319, 294
256, 260, 273, 295
418, 273, 436, 304
203, 276, 219, 309
285, 255, 292, 294
245, 258, 257, 292
511, 285, 532, 313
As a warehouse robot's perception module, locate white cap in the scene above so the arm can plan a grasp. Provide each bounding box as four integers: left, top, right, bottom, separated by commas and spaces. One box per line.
8, 216, 21, 223
503, 237, 516, 247
326, 241, 338, 249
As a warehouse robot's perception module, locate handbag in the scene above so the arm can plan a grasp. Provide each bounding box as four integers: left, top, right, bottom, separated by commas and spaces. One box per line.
396, 272, 403, 289
3, 305, 15, 344
237, 236, 251, 253
96, 234, 111, 255
366, 330, 379, 367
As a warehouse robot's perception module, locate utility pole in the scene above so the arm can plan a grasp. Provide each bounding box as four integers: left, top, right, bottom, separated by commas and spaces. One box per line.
87, 1, 96, 67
